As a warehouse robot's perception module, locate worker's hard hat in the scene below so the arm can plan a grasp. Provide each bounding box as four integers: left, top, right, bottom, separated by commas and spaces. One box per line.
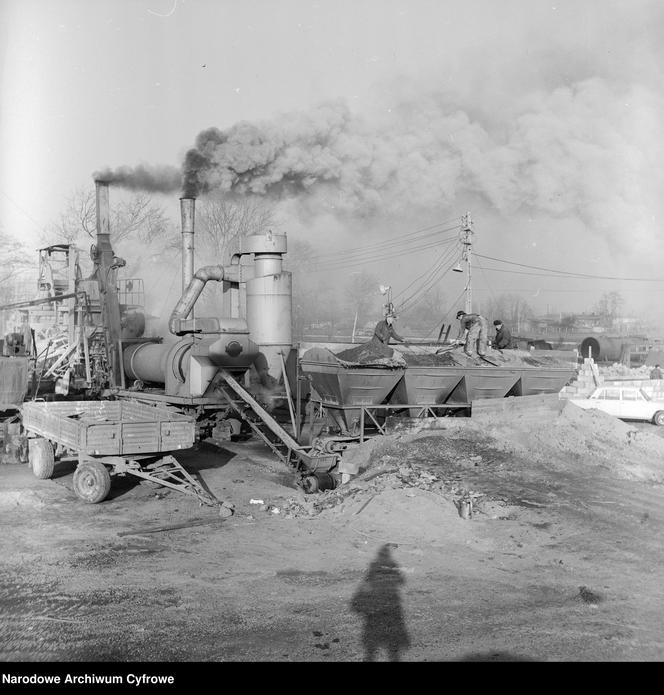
456, 310, 466, 319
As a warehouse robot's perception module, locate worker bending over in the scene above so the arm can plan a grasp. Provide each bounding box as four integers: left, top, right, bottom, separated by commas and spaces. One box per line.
492, 319, 515, 350
454, 310, 488, 358
372, 314, 404, 345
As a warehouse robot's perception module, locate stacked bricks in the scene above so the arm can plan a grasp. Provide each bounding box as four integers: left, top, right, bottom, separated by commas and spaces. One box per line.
558, 357, 602, 399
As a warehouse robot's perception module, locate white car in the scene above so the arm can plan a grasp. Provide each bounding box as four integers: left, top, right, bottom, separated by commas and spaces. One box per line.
570, 386, 664, 425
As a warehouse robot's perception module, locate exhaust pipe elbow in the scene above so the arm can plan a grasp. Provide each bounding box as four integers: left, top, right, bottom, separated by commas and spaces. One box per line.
168, 265, 225, 335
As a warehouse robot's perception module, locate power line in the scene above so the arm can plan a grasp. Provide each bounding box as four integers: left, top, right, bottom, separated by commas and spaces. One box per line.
305, 238, 455, 271
393, 243, 458, 301
471, 287, 664, 293
474, 253, 664, 282
322, 235, 459, 269
0, 188, 45, 234
304, 234, 460, 273
308, 225, 461, 267
474, 255, 497, 306
476, 265, 664, 280
398, 254, 461, 315
397, 246, 459, 312
418, 287, 467, 340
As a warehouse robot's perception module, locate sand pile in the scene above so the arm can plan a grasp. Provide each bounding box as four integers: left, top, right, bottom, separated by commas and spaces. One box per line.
402, 346, 576, 369
335, 342, 395, 363
332, 395, 664, 490
401, 351, 459, 366
301, 345, 405, 368
405, 400, 664, 484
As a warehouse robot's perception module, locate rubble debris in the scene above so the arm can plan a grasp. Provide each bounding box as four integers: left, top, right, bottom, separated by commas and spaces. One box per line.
456, 497, 473, 519
353, 495, 376, 516
577, 586, 604, 605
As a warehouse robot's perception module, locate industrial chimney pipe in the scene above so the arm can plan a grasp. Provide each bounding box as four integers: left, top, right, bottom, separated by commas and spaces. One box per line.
180, 198, 195, 293
96, 180, 111, 238
93, 179, 123, 387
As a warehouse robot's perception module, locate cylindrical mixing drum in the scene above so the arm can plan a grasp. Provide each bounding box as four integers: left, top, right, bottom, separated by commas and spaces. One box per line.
123, 342, 171, 383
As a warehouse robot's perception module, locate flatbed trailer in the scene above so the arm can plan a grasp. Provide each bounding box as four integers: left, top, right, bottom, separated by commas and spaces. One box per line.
20, 399, 228, 510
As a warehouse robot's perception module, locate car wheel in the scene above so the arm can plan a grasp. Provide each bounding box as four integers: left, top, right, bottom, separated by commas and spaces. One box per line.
654, 411, 664, 426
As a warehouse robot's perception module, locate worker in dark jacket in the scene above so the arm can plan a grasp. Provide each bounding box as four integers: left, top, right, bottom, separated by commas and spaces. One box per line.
372, 314, 404, 345
454, 310, 488, 357
650, 364, 663, 379
493, 319, 514, 350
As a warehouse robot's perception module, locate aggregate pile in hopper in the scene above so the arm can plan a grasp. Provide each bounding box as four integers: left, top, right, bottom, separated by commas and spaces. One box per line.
301, 342, 577, 428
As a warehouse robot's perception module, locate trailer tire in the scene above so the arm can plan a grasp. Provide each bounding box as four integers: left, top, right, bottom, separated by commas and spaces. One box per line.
29, 438, 55, 479
73, 461, 111, 504
654, 411, 664, 426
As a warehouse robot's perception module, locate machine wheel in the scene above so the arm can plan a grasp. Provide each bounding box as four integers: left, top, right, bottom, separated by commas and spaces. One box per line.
29, 438, 55, 479
73, 461, 112, 504
654, 411, 664, 426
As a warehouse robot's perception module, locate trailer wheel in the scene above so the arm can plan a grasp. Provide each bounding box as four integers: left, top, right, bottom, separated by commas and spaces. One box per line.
654, 411, 664, 426
29, 438, 55, 479
73, 461, 111, 504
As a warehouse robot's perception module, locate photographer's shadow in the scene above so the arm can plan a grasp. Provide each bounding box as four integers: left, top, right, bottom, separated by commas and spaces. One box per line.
350, 543, 411, 662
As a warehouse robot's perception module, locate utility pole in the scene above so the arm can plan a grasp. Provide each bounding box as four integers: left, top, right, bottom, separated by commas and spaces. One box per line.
461, 212, 473, 313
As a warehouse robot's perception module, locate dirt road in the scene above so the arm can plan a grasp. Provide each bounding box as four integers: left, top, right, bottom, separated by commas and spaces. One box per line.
1, 398, 664, 662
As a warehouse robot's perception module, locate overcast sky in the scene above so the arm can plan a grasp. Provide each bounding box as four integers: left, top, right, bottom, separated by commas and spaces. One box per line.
1, 0, 663, 319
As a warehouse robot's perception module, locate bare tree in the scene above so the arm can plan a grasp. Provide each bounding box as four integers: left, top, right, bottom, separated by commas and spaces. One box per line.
595, 291, 624, 327
0, 229, 33, 282
192, 193, 277, 316
194, 192, 276, 264
284, 239, 323, 340
400, 286, 447, 333
344, 271, 380, 327
0, 227, 36, 303
483, 293, 534, 334
43, 187, 170, 247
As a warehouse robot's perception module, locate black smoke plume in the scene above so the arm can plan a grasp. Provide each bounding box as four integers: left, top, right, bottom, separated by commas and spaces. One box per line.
93, 163, 182, 193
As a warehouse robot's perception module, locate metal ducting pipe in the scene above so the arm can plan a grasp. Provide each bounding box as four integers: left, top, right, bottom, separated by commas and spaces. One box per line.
579, 336, 629, 362
180, 198, 195, 292
168, 265, 225, 335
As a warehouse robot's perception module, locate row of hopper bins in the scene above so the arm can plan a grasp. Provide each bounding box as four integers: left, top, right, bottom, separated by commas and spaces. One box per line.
299, 350, 577, 434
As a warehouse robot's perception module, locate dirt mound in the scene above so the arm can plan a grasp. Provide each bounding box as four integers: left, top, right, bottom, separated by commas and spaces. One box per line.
442, 399, 664, 483
337, 396, 664, 495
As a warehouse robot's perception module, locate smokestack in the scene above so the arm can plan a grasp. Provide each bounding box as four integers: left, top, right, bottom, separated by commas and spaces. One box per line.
95, 180, 111, 238
93, 179, 124, 387
180, 198, 195, 293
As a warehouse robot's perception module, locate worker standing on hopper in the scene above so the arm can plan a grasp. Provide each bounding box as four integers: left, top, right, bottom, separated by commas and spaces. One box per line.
493, 319, 514, 350
372, 313, 404, 346
650, 364, 663, 379
453, 310, 488, 358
